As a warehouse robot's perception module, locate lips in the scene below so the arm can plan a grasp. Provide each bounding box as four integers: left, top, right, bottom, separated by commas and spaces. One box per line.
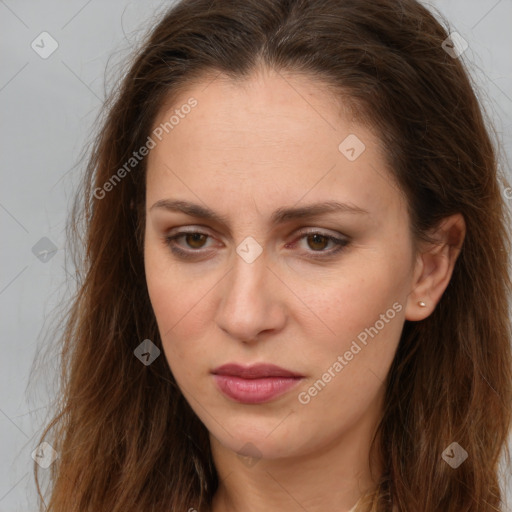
211, 363, 304, 379
211, 363, 304, 404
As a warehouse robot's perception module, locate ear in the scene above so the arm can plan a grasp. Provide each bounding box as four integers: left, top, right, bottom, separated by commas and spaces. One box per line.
405, 213, 466, 321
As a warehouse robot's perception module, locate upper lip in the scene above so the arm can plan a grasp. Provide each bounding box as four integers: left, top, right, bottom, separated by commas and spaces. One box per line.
211, 363, 304, 379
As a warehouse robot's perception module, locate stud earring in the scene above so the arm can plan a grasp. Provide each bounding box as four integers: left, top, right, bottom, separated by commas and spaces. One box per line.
418, 301, 427, 307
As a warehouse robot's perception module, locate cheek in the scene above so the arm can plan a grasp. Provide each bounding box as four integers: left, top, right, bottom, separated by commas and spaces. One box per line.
145, 273, 199, 384
144, 241, 214, 368
145, 232, 194, 328
144, 242, 183, 353
293, 274, 405, 427
289, 255, 408, 417
298, 256, 406, 347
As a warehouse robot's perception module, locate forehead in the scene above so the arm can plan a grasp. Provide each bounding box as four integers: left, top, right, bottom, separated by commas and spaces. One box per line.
146, 69, 402, 220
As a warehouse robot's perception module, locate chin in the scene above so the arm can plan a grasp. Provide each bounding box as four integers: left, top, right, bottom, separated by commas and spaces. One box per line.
209, 419, 308, 461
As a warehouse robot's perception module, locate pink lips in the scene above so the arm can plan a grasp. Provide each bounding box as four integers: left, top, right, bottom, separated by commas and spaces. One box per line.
211, 363, 304, 404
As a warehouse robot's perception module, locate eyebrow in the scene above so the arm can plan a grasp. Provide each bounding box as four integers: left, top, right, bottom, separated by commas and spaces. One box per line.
150, 199, 369, 228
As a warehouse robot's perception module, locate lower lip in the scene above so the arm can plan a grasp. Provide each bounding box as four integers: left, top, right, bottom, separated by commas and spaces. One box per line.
212, 375, 303, 404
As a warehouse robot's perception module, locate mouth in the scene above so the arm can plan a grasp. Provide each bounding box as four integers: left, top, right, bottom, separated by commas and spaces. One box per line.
211, 363, 304, 404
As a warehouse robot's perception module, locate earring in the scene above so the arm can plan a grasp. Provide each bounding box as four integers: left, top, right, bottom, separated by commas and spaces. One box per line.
418, 301, 427, 308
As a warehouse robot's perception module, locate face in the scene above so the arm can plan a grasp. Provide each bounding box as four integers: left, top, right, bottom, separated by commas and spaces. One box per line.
144, 67, 417, 461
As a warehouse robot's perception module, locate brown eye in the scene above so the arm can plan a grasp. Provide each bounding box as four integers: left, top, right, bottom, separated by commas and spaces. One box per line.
306, 233, 330, 251
183, 233, 208, 249
288, 230, 350, 259
164, 230, 213, 258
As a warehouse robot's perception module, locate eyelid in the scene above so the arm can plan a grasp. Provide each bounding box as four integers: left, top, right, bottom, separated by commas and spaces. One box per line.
293, 227, 348, 240
165, 225, 346, 240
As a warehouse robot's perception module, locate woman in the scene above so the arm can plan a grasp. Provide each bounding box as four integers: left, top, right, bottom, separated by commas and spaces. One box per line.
34, 0, 512, 510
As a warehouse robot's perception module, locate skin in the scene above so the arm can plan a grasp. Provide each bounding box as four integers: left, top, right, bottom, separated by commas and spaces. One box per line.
143, 66, 465, 512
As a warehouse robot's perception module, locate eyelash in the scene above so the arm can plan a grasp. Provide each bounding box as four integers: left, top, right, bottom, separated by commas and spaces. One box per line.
163, 229, 349, 260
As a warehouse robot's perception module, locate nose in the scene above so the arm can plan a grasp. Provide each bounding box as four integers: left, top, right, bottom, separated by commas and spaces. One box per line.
215, 248, 287, 345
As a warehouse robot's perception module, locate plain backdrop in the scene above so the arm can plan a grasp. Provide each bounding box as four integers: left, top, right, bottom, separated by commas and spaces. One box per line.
1, 1, 511, 510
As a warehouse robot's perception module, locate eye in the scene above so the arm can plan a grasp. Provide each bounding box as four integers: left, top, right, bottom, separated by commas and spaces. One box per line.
164, 230, 213, 258
163, 229, 349, 259
286, 230, 349, 258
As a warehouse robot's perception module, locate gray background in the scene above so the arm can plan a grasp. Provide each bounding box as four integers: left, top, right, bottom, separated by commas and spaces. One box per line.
1, 0, 511, 510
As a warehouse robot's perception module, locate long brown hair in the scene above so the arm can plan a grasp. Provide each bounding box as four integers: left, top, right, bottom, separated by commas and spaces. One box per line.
33, 0, 512, 510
